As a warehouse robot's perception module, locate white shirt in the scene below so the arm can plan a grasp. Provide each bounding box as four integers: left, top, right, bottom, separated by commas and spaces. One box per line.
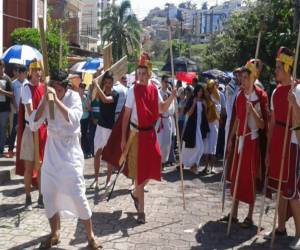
125, 82, 163, 126
270, 84, 300, 144
13, 78, 28, 112
245, 91, 261, 140
21, 83, 34, 124
113, 81, 128, 114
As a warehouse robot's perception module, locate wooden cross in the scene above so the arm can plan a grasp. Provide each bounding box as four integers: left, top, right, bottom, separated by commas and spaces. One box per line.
92, 43, 128, 100
38, 17, 55, 120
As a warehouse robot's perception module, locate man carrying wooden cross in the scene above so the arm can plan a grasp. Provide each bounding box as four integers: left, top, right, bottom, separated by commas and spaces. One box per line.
16, 59, 47, 211
30, 70, 101, 250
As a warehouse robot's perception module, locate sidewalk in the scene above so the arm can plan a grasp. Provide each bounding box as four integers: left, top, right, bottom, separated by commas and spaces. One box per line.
0, 158, 296, 250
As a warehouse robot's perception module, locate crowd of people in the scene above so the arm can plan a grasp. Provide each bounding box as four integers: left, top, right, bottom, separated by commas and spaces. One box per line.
0, 45, 300, 249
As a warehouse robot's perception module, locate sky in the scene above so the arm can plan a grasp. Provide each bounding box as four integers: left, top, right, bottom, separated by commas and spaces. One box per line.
115, 0, 226, 20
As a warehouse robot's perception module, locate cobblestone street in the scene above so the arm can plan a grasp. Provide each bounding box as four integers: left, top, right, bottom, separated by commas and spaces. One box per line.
0, 158, 297, 250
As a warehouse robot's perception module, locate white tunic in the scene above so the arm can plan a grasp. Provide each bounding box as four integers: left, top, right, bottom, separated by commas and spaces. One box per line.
156, 89, 174, 163
182, 102, 204, 168
30, 90, 92, 220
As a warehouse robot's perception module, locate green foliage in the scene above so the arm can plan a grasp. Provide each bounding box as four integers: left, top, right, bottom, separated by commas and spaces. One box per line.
202, 0, 299, 82
164, 40, 190, 61
10, 15, 69, 72
99, 0, 142, 62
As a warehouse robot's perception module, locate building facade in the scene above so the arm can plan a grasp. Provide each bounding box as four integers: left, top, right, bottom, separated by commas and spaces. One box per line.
48, 0, 83, 46
0, 0, 47, 53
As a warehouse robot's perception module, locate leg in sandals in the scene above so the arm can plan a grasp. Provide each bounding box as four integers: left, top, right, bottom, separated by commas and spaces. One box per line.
83, 218, 102, 249
39, 213, 60, 249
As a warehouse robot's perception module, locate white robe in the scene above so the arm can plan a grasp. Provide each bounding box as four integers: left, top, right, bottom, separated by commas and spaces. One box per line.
30, 90, 92, 220
182, 102, 204, 169
156, 89, 174, 163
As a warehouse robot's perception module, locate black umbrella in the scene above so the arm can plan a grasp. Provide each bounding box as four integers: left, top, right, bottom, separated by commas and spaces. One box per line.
162, 56, 199, 72
201, 69, 231, 84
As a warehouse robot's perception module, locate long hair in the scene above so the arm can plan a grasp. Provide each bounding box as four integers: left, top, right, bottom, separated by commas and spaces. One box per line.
100, 70, 114, 89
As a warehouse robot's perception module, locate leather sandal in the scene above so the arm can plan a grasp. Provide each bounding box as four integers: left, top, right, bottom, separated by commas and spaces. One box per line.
88, 238, 103, 249
39, 235, 60, 249
130, 191, 139, 211
137, 212, 146, 224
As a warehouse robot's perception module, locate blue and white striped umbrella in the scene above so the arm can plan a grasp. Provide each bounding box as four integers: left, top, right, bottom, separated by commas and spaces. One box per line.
81, 58, 103, 73
1, 45, 43, 66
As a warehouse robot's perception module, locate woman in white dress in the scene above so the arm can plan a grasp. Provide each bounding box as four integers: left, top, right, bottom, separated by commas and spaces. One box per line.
29, 71, 101, 250
182, 84, 209, 174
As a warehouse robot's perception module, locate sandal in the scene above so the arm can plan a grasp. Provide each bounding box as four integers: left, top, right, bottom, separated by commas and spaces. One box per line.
88, 238, 103, 249
218, 214, 239, 224
39, 235, 60, 249
137, 212, 146, 224
130, 191, 139, 211
240, 217, 254, 229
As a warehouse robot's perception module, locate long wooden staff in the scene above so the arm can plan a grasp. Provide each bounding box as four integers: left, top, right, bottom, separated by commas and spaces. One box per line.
167, 16, 186, 210
270, 24, 300, 248
227, 30, 262, 236
221, 121, 239, 213
106, 128, 138, 201
38, 17, 55, 120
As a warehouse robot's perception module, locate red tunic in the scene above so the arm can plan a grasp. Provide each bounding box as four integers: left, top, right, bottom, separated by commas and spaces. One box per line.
229, 90, 259, 204
268, 84, 292, 183
268, 84, 300, 199
229, 86, 268, 204
134, 83, 161, 185
102, 81, 161, 185
15, 83, 47, 184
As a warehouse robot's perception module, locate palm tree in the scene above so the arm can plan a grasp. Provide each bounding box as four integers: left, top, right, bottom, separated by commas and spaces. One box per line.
99, 0, 142, 61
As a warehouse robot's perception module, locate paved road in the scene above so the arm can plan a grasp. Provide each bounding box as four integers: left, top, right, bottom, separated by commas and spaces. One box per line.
0, 158, 296, 250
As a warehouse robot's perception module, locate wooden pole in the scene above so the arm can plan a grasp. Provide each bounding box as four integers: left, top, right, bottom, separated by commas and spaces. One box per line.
221, 122, 239, 213
59, 23, 63, 69
168, 17, 186, 210
270, 24, 300, 248
227, 30, 262, 236
38, 17, 55, 120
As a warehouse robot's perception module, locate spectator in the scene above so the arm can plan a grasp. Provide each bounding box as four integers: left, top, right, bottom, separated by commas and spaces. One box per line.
88, 84, 100, 156
113, 75, 128, 121
68, 73, 81, 92
79, 83, 91, 159
6, 65, 29, 158
0, 60, 13, 157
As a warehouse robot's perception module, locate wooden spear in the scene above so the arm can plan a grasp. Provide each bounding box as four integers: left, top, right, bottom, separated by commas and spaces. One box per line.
270, 24, 300, 248
167, 14, 186, 210
227, 30, 262, 236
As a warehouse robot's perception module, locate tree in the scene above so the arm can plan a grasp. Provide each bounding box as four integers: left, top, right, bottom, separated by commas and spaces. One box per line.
202, 0, 299, 81
10, 15, 68, 72
99, 0, 142, 61
164, 40, 189, 61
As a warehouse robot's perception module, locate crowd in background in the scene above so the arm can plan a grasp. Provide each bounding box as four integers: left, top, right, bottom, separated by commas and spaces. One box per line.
0, 60, 232, 179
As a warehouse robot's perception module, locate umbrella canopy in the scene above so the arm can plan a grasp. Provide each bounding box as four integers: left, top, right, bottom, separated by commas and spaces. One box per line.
81, 58, 103, 73
162, 56, 199, 72
70, 61, 86, 73
201, 69, 231, 84
1, 45, 43, 66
